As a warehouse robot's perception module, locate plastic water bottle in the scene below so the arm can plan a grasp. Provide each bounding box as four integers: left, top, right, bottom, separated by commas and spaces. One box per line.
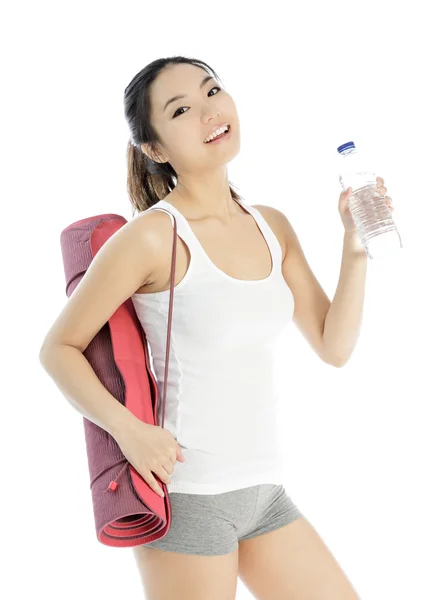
337, 141, 403, 260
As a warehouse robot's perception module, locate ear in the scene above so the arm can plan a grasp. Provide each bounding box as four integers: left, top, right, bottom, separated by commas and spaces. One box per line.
140, 142, 168, 165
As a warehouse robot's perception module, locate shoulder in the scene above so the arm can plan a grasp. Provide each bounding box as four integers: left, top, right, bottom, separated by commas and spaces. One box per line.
131, 206, 177, 252
107, 207, 177, 285
251, 204, 297, 262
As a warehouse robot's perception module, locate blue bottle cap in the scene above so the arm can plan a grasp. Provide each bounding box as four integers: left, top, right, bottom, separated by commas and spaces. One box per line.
337, 141, 356, 154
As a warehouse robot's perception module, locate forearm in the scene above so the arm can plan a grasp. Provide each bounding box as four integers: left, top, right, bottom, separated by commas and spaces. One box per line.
39, 343, 139, 440
322, 230, 368, 366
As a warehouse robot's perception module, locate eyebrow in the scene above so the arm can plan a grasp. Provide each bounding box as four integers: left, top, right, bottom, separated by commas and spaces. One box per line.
163, 75, 214, 113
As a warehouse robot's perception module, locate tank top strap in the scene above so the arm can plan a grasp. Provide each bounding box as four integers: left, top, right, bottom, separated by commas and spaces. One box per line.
146, 199, 210, 269
236, 199, 283, 266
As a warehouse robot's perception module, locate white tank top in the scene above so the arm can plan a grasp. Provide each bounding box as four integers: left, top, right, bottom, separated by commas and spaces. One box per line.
131, 197, 295, 495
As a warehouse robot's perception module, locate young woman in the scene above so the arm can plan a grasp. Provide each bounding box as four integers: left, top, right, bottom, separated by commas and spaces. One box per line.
40, 56, 391, 599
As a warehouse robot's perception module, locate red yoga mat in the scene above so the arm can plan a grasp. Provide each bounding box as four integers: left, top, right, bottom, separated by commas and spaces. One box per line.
60, 213, 176, 547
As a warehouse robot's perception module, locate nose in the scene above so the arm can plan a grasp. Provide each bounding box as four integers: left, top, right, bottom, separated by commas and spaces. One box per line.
203, 106, 221, 122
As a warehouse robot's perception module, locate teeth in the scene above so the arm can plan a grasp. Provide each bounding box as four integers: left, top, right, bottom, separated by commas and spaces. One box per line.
204, 125, 229, 143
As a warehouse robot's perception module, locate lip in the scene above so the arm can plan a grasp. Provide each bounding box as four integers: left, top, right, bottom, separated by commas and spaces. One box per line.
203, 123, 230, 143
204, 125, 232, 145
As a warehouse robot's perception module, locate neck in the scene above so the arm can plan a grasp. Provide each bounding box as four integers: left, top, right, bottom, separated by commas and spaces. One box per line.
170, 168, 239, 219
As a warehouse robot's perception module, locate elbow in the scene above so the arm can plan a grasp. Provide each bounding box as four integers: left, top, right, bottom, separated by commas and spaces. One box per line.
331, 358, 347, 368
39, 340, 83, 369
39, 343, 52, 367
320, 339, 350, 368
329, 355, 349, 368
39, 338, 60, 367
322, 351, 349, 368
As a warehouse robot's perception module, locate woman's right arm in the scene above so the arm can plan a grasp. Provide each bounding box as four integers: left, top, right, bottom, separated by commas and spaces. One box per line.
39, 210, 168, 440
39, 210, 185, 496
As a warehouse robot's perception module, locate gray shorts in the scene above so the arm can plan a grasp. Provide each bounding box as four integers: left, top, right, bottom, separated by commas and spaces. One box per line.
142, 483, 303, 556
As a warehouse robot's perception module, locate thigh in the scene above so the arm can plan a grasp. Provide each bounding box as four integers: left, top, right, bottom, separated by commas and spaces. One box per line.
132, 489, 249, 600
238, 490, 360, 600
133, 544, 239, 600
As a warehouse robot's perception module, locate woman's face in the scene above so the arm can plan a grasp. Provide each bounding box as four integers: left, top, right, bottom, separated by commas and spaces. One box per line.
143, 63, 240, 174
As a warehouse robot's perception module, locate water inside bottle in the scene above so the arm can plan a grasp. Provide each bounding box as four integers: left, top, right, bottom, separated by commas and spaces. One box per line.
348, 183, 403, 260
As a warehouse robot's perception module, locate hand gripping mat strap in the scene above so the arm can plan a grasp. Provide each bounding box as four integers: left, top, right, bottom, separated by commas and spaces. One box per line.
60, 213, 173, 547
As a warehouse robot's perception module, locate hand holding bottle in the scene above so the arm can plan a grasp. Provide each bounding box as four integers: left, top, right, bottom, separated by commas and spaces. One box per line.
337, 141, 401, 259
338, 176, 393, 233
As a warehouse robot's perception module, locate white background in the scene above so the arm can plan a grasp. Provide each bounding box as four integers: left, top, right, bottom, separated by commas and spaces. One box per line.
2, 1, 430, 598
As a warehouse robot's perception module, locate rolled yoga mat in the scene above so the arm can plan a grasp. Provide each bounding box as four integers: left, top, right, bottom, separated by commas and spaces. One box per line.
60, 213, 172, 548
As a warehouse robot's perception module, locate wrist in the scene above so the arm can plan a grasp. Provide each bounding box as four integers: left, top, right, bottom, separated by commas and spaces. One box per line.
108, 403, 143, 441
343, 229, 366, 255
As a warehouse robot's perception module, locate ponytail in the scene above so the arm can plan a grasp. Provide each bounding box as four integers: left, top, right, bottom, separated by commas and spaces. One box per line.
126, 139, 176, 216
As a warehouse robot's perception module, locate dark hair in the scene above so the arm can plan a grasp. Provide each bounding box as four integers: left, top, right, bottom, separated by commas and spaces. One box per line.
123, 56, 242, 216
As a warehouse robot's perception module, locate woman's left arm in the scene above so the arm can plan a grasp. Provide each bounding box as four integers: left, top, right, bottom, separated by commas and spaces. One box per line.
254, 176, 392, 368
324, 176, 393, 366
320, 230, 368, 367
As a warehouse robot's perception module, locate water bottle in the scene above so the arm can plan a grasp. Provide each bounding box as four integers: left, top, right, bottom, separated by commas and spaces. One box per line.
337, 141, 403, 260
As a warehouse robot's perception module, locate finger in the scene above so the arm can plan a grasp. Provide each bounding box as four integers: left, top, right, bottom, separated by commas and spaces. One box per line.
146, 470, 165, 497
159, 465, 173, 483
162, 468, 172, 483
167, 457, 176, 472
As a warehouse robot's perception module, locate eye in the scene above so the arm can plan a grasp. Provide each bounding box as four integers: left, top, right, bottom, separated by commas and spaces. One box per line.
172, 86, 222, 118
208, 86, 221, 96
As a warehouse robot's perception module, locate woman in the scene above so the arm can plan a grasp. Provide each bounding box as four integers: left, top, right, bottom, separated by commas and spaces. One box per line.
40, 56, 391, 599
